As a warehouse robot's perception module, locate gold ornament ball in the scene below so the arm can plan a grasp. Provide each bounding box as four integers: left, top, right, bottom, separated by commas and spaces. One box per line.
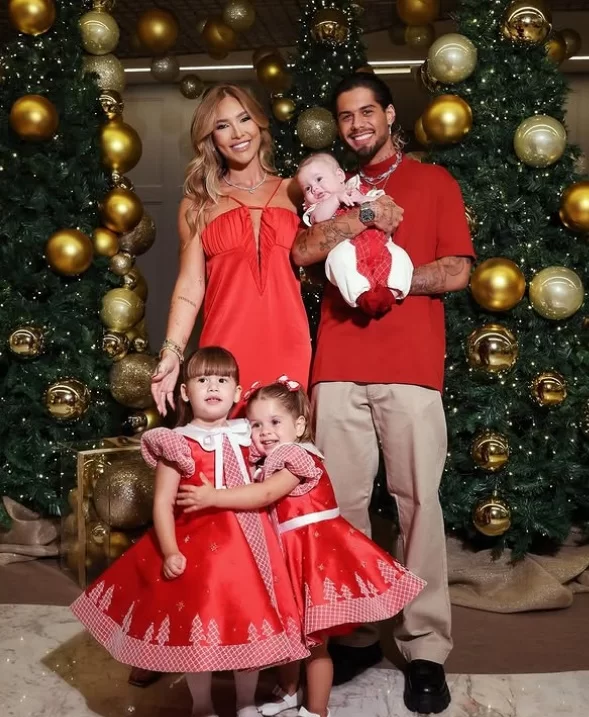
428, 33, 477, 84
46, 229, 93, 276
80, 9, 120, 56
179, 74, 205, 100
101, 188, 143, 234
119, 213, 156, 256
470, 257, 526, 312
9, 94, 58, 141
124, 407, 162, 434
93, 456, 155, 529
397, 0, 439, 26
252, 46, 277, 67
272, 96, 296, 123
256, 54, 291, 94
8, 326, 45, 358
92, 227, 119, 257
561, 28, 582, 59
405, 24, 435, 49
545, 32, 567, 65
102, 331, 130, 361
137, 8, 179, 55
471, 430, 510, 472
466, 323, 519, 375
151, 55, 180, 83
99, 89, 124, 120
104, 531, 132, 560
513, 115, 566, 168
109, 353, 158, 409
84, 53, 125, 93
109, 251, 134, 277
311, 9, 350, 45
202, 16, 238, 54
414, 116, 430, 146
223, 0, 256, 32
88, 521, 108, 547
101, 287, 145, 333
530, 370, 567, 407
473, 494, 512, 537
501, 0, 551, 44
8, 0, 55, 36
529, 266, 584, 320
421, 94, 472, 144
100, 119, 142, 175
122, 266, 149, 301
560, 181, 589, 233
45, 378, 91, 422
297, 107, 338, 150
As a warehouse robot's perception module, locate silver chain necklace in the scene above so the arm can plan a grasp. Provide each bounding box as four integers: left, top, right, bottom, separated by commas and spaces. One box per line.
223, 172, 267, 194
358, 153, 402, 186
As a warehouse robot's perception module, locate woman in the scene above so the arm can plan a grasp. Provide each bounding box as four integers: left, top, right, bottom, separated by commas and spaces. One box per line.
130, 86, 312, 688
151, 84, 312, 418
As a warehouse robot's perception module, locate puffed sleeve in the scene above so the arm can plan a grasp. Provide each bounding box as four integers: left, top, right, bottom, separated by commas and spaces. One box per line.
263, 443, 323, 496
140, 428, 195, 477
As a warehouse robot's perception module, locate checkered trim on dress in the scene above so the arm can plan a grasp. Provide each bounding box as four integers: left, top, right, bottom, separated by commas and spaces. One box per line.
70, 593, 310, 673
304, 566, 426, 637
222, 438, 279, 607
141, 428, 195, 476
263, 444, 323, 496
354, 228, 391, 287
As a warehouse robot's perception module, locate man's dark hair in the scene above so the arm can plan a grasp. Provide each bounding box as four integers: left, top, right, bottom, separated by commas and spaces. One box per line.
332, 73, 394, 113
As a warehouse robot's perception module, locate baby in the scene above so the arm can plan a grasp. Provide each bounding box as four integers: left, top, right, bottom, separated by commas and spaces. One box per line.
297, 153, 413, 317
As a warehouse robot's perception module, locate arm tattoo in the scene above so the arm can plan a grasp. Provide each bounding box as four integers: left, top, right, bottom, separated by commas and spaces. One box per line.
318, 219, 357, 253
178, 295, 198, 309
410, 256, 470, 296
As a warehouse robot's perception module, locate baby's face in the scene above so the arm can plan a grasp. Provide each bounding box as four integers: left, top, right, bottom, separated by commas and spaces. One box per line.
297, 158, 345, 205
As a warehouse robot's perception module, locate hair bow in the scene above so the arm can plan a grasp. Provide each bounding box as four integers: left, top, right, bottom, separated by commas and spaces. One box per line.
276, 375, 301, 392
243, 375, 301, 402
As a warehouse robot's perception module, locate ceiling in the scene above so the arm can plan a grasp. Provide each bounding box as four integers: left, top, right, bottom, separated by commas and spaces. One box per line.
1, 1, 587, 59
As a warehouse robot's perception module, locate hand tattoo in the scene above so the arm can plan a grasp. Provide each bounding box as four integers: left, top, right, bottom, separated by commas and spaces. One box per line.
410, 257, 471, 295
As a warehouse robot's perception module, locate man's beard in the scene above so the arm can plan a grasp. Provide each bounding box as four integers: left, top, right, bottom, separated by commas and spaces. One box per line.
350, 130, 389, 162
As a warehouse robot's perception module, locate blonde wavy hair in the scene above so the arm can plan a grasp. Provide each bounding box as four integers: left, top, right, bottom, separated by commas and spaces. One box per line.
183, 84, 276, 235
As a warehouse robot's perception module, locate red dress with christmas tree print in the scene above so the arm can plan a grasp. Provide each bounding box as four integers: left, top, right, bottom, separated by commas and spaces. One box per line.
70, 422, 309, 673
255, 443, 426, 641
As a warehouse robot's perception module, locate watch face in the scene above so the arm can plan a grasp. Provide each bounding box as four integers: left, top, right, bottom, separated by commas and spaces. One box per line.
360, 205, 375, 223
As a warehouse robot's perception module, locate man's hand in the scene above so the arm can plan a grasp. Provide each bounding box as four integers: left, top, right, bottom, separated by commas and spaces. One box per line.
370, 195, 404, 235
162, 552, 186, 579
176, 474, 218, 514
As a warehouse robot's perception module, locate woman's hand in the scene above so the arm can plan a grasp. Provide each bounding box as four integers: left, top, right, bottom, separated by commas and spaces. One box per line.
176, 474, 217, 513
162, 552, 186, 579
151, 351, 181, 416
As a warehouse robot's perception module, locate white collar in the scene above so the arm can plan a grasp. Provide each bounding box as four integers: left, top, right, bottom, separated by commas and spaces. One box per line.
174, 419, 251, 450
299, 441, 324, 460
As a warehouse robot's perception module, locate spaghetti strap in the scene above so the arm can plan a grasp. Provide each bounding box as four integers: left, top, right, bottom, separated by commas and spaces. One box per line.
226, 178, 283, 210
263, 177, 283, 208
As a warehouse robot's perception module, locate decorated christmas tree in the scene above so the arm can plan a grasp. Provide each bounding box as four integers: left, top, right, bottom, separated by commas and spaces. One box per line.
0, 0, 154, 523
415, 0, 589, 555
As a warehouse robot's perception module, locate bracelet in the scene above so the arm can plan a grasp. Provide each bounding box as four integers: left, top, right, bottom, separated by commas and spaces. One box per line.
159, 339, 184, 363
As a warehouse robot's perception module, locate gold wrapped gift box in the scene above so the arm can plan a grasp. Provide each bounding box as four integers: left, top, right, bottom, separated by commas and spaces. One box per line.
60, 436, 155, 588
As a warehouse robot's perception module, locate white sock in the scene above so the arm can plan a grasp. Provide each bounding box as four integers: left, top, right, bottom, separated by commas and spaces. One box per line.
185, 672, 216, 717
234, 669, 259, 713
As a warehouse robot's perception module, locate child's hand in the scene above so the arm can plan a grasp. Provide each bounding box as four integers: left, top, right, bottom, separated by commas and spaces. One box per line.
163, 552, 186, 579
348, 188, 367, 204
176, 474, 217, 513
338, 189, 356, 207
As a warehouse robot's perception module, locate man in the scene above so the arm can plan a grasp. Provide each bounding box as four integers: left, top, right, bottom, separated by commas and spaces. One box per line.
292, 74, 475, 715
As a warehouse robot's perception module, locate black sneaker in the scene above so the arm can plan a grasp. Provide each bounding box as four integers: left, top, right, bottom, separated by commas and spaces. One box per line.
328, 642, 383, 686
403, 659, 451, 714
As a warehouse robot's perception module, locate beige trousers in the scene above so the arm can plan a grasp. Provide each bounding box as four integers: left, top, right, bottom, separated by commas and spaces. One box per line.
313, 382, 452, 664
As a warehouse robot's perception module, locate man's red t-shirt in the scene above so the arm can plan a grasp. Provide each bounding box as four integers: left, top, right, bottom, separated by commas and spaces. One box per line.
311, 154, 475, 393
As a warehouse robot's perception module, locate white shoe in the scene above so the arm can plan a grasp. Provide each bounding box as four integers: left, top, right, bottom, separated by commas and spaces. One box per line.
297, 708, 330, 717
258, 686, 302, 715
